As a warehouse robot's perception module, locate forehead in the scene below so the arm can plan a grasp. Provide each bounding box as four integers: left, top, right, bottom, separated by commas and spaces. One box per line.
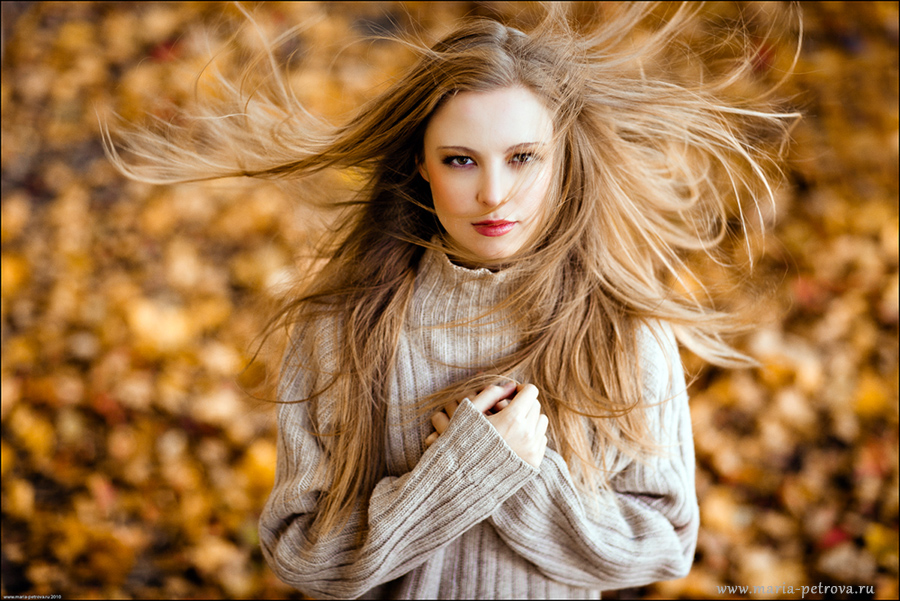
424, 87, 554, 148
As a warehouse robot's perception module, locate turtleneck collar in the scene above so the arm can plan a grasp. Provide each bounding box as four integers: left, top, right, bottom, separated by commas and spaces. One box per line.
409, 247, 518, 329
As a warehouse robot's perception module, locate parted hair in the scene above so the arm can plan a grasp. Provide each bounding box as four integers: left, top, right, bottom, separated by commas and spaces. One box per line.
104, 2, 799, 542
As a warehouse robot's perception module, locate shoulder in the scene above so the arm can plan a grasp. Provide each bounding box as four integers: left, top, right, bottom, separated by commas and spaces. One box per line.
635, 320, 684, 398
279, 309, 345, 402
636, 320, 679, 365
286, 308, 345, 362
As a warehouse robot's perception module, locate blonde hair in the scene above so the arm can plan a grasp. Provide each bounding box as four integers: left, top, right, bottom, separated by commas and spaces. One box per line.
104, 3, 800, 541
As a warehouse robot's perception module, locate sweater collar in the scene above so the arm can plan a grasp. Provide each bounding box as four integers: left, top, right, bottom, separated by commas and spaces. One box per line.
411, 247, 517, 326
419, 246, 514, 285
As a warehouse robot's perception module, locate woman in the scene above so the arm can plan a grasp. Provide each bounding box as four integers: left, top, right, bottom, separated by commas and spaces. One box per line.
106, 4, 797, 598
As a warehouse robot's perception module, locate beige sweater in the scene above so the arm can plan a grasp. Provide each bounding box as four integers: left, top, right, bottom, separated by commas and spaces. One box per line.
259, 248, 699, 600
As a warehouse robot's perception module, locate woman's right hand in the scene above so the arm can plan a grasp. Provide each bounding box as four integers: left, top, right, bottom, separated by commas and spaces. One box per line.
474, 383, 549, 469
427, 382, 549, 469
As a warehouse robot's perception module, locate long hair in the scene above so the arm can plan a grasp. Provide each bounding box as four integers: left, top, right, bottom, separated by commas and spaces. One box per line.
104, 2, 800, 541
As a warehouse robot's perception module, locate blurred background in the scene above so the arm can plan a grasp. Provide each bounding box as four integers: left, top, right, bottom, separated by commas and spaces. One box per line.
1, 2, 897, 599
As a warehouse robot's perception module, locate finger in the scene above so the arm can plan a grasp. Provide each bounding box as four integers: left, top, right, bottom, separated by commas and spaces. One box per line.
470, 382, 518, 414
485, 382, 516, 414
489, 399, 511, 414
503, 383, 539, 416
444, 399, 459, 419
431, 411, 450, 434
495, 380, 518, 401
477, 377, 516, 396
424, 431, 439, 447
525, 392, 543, 423
536, 413, 549, 436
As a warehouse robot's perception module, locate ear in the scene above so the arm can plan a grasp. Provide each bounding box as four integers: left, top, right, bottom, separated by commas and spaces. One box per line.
417, 157, 430, 183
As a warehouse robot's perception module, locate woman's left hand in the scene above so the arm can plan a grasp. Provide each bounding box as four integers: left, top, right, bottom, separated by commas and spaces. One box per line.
424, 382, 515, 448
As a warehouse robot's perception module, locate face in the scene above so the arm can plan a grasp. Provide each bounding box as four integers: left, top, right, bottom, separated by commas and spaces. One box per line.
419, 86, 555, 264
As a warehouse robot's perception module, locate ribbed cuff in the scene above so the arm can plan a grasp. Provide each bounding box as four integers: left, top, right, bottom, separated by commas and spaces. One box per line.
427, 398, 539, 509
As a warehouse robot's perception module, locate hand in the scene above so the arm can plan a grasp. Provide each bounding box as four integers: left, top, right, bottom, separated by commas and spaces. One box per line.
424, 381, 515, 447
425, 382, 549, 469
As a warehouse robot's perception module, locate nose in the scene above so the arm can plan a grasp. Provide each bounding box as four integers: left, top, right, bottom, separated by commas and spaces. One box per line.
476, 164, 509, 207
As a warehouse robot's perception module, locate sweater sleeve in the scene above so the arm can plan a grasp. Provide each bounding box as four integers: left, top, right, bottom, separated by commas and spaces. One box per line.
488, 322, 700, 590
258, 320, 538, 600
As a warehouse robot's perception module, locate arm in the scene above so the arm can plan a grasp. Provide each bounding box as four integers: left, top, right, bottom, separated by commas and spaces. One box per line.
487, 322, 699, 590
258, 323, 538, 600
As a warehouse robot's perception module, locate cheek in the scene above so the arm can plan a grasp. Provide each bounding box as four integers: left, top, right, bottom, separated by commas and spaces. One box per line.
428, 172, 471, 217
524, 168, 554, 215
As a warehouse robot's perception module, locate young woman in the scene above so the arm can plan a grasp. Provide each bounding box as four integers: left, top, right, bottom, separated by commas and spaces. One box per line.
106, 4, 797, 598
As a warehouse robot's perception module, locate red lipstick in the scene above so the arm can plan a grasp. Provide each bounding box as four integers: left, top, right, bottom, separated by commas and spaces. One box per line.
472, 220, 516, 237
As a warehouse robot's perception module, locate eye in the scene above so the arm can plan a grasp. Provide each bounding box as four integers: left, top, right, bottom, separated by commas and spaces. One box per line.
442, 155, 475, 167
511, 152, 538, 164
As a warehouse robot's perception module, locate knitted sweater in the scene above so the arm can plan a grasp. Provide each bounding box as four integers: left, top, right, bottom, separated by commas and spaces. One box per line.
259, 248, 699, 600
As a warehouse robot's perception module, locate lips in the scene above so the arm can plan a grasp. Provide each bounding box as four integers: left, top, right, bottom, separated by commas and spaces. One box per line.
472, 220, 516, 237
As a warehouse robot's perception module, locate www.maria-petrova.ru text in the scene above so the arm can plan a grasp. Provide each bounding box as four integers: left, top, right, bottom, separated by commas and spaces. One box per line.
716, 583, 875, 597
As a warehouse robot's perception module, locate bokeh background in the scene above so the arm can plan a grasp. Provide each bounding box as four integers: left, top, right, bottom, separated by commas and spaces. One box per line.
1, 2, 897, 599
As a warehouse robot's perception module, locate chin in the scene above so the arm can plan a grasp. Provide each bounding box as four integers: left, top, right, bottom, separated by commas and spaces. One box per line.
473, 246, 516, 263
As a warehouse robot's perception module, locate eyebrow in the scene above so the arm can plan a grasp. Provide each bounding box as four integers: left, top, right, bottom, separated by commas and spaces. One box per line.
436, 142, 546, 154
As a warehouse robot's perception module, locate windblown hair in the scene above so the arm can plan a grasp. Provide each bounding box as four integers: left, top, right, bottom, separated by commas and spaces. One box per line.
104, 2, 799, 541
